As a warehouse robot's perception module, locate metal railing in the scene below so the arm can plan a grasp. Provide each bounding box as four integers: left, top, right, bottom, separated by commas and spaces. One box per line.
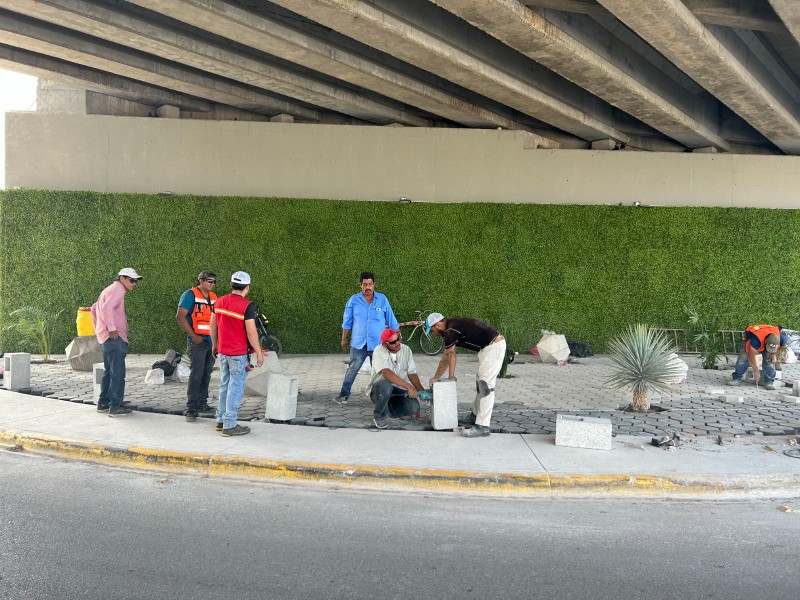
653, 328, 743, 355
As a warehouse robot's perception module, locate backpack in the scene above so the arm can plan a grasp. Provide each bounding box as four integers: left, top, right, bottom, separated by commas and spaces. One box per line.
152, 349, 182, 377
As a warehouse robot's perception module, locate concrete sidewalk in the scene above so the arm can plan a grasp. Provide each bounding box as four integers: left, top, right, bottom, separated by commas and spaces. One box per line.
2, 389, 800, 498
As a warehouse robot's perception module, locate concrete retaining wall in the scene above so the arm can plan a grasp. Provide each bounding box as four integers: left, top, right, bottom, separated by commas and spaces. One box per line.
6, 112, 799, 208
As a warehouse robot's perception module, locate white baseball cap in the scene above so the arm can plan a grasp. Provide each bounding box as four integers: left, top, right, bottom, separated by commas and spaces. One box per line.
231, 271, 251, 285
118, 267, 143, 280
424, 312, 444, 334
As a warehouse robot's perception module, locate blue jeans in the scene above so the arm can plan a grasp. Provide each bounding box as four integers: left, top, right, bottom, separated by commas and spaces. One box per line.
216, 354, 248, 429
99, 338, 128, 409
370, 378, 420, 419
339, 346, 372, 398
732, 341, 776, 384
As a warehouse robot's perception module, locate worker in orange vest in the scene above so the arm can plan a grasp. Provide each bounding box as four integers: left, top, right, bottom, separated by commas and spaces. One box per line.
177, 270, 218, 421
726, 324, 786, 390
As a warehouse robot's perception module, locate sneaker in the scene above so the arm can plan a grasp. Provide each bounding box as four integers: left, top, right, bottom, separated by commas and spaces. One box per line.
334, 395, 348, 405
460, 412, 477, 425
461, 425, 490, 438
764, 382, 778, 390
108, 407, 133, 417
186, 414, 197, 422
725, 379, 744, 386
215, 422, 224, 431
372, 417, 388, 430
221, 424, 250, 437
96, 404, 109, 413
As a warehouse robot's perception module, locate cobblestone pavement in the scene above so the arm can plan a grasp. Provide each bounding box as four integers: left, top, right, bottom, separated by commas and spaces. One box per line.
11, 352, 800, 438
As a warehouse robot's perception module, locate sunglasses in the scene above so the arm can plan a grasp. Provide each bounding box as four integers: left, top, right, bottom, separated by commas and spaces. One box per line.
385, 336, 401, 345
203, 279, 216, 284
127, 277, 140, 284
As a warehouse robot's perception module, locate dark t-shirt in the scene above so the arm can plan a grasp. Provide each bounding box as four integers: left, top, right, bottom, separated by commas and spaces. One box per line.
443, 318, 499, 352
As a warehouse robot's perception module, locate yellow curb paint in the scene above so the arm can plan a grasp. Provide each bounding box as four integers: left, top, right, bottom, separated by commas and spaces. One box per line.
2, 429, 798, 497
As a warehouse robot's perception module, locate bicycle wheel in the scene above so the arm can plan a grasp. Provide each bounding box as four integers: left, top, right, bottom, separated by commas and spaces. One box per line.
260, 334, 283, 357
419, 330, 443, 355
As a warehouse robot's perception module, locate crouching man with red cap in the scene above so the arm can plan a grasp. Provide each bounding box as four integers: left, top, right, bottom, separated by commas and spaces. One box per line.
366, 328, 427, 430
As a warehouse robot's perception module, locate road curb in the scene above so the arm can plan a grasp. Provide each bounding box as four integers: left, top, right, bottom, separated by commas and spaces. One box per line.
2, 429, 798, 497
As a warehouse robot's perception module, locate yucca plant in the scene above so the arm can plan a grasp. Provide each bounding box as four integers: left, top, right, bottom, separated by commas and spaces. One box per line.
607, 323, 684, 412
1, 307, 65, 362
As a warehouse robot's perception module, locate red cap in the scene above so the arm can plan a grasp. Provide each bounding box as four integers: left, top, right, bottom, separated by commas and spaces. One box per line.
381, 328, 401, 344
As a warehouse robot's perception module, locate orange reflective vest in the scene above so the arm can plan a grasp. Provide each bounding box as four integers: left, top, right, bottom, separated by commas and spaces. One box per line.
191, 288, 217, 336
744, 324, 780, 353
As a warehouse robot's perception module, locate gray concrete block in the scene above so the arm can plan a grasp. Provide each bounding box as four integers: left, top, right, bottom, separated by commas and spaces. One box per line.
65, 336, 103, 372
244, 367, 269, 396
774, 370, 783, 380
793, 381, 800, 396
92, 362, 104, 402
704, 387, 724, 395
3, 353, 31, 391
265, 373, 298, 421
431, 380, 458, 430
781, 395, 800, 404
719, 395, 744, 403
555, 414, 612, 450
244, 353, 283, 396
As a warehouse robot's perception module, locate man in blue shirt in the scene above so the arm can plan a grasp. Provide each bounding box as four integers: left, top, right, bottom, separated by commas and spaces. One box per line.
335, 271, 399, 404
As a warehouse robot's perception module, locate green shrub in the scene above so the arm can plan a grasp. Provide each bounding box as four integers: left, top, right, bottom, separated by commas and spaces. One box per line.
1, 189, 799, 355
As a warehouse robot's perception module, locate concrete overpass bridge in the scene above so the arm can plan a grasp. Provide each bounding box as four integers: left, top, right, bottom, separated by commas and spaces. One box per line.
2, 0, 800, 205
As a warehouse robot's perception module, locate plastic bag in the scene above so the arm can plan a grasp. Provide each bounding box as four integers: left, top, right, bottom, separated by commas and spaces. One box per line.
173, 363, 190, 383
145, 368, 165, 385
783, 346, 797, 364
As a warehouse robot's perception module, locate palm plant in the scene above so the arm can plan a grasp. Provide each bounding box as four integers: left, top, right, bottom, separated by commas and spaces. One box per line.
682, 305, 726, 369
606, 323, 684, 412
1, 307, 64, 362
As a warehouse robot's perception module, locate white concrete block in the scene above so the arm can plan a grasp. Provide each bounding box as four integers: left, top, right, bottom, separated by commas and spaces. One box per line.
264, 352, 282, 373
719, 395, 744, 403
431, 379, 458, 430
704, 387, 725, 395
782, 395, 800, 404
92, 363, 104, 402
3, 353, 31, 391
555, 414, 612, 450
774, 370, 783, 379
265, 373, 298, 420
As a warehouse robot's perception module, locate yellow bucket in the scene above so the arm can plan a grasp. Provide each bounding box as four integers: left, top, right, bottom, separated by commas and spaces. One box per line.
76, 307, 95, 337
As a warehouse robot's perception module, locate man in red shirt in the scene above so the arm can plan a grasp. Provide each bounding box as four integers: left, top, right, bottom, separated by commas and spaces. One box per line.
91, 267, 142, 417
210, 271, 264, 436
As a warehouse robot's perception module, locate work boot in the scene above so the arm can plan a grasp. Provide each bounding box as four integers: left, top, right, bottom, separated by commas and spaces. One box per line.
461, 425, 490, 438
221, 424, 250, 437
108, 407, 133, 417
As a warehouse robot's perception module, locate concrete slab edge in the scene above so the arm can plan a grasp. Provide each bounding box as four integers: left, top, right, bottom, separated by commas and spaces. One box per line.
2, 429, 798, 498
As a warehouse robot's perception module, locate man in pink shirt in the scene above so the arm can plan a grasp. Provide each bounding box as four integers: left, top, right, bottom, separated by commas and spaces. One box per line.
91, 268, 142, 417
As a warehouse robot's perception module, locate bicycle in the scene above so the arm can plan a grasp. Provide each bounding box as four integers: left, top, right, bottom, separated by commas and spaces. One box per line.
251, 302, 283, 356
398, 310, 444, 356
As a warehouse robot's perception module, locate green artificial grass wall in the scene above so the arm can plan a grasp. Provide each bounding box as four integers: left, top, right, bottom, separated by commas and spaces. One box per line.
1, 188, 799, 355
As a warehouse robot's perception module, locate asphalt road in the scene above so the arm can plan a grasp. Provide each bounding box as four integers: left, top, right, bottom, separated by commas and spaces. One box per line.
1, 450, 798, 600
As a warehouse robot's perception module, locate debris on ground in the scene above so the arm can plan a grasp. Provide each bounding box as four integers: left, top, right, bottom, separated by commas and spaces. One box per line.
778, 505, 794, 513
651, 431, 681, 449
